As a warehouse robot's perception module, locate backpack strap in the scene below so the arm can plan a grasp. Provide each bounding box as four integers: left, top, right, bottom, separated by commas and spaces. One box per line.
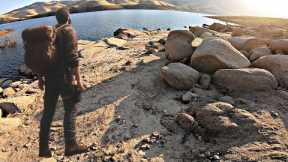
52, 24, 71, 42
55, 24, 71, 33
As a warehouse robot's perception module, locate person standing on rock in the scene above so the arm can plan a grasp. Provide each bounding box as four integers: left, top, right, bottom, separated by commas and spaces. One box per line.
38, 8, 88, 157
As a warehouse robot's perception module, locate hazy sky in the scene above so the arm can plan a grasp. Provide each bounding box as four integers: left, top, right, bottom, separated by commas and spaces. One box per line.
0, 0, 48, 14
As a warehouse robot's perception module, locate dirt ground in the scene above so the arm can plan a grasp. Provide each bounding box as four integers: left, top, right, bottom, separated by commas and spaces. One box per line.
0, 29, 287, 162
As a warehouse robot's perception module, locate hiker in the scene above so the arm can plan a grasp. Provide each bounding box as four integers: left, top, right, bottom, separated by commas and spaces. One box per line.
37, 8, 88, 157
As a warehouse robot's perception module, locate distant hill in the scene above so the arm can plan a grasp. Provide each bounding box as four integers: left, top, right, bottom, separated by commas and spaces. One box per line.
0, 0, 175, 23
0, 0, 255, 24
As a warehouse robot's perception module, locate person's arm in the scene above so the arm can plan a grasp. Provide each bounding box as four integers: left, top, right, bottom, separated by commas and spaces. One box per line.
63, 27, 86, 90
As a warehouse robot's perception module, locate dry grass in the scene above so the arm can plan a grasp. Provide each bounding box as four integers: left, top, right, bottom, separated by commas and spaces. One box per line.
208, 16, 288, 27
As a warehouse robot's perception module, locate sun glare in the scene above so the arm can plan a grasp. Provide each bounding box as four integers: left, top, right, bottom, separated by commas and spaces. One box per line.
244, 0, 288, 17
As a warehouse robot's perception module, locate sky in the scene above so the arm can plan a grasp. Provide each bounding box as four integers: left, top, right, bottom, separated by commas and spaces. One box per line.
0, 0, 49, 14
242, 0, 288, 18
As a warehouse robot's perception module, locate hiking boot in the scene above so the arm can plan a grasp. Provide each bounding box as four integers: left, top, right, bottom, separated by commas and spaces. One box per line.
39, 148, 52, 158
64, 142, 88, 156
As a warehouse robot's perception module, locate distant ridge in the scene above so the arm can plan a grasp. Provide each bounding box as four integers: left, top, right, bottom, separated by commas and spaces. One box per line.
0, 0, 175, 24
0, 0, 256, 24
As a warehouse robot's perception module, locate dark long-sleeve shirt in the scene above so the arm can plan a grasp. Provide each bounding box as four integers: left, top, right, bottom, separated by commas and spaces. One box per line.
48, 24, 79, 78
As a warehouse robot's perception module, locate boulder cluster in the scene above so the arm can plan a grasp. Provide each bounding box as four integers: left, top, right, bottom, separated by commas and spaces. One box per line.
161, 23, 288, 92
159, 23, 288, 145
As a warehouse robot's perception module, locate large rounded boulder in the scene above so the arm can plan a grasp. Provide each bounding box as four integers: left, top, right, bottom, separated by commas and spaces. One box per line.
189, 26, 212, 37
213, 68, 278, 92
241, 38, 268, 51
253, 55, 288, 88
165, 30, 195, 61
191, 38, 251, 73
249, 47, 272, 61
228, 36, 255, 50
270, 39, 288, 53
208, 23, 227, 32
160, 63, 200, 90
189, 102, 262, 143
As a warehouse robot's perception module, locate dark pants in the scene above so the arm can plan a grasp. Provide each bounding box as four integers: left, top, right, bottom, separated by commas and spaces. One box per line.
39, 75, 81, 150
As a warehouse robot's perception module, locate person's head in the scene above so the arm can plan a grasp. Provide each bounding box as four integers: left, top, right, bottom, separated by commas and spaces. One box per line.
55, 8, 71, 25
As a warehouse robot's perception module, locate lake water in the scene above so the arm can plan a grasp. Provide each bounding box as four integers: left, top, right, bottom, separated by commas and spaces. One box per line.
0, 9, 222, 79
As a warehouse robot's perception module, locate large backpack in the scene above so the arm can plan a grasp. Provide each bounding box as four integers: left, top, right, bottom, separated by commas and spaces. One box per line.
22, 24, 68, 75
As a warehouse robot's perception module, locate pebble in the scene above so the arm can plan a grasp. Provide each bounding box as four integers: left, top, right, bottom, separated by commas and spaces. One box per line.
176, 113, 197, 131
0, 79, 12, 89
10, 81, 22, 88
270, 111, 279, 118
25, 88, 38, 94
158, 38, 166, 45
212, 155, 221, 160
182, 91, 199, 104
140, 144, 151, 150
219, 96, 235, 105
3, 87, 16, 97
199, 74, 211, 89
0, 87, 3, 94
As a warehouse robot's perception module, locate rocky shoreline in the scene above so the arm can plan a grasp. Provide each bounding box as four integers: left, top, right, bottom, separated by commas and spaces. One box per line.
0, 24, 288, 162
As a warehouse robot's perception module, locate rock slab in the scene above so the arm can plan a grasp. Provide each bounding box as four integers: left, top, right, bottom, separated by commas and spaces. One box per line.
165, 30, 195, 61
191, 38, 250, 73
160, 63, 199, 90
213, 68, 278, 92
253, 55, 288, 88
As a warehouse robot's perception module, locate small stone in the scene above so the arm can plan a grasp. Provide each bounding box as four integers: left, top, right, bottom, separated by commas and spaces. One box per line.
151, 132, 160, 138
23, 142, 31, 148
199, 154, 205, 158
140, 144, 151, 150
25, 88, 38, 94
0, 102, 21, 117
182, 92, 199, 103
3, 87, 16, 97
0, 79, 12, 89
104, 37, 127, 48
270, 111, 279, 118
192, 37, 204, 48
199, 74, 211, 89
176, 113, 198, 131
10, 81, 22, 88
158, 39, 166, 45
212, 155, 221, 160
0, 87, 3, 94
219, 96, 235, 105
205, 151, 211, 157
141, 102, 153, 111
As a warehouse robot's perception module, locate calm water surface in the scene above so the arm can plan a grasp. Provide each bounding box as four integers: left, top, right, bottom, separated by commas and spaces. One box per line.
0, 9, 222, 78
